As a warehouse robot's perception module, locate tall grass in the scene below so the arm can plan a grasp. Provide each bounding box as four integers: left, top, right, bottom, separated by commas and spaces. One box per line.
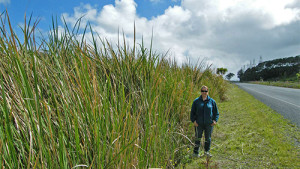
0, 12, 228, 168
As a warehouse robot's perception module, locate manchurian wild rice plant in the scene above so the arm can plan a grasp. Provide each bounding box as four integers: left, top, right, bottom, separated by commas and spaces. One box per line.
0, 11, 228, 168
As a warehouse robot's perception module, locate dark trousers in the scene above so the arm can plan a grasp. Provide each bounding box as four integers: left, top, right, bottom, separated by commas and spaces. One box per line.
193, 125, 213, 154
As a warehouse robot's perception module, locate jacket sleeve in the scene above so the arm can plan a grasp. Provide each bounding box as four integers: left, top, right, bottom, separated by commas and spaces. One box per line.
212, 101, 219, 122
190, 101, 196, 123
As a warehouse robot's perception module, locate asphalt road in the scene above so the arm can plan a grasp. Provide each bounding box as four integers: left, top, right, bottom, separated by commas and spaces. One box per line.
235, 83, 300, 127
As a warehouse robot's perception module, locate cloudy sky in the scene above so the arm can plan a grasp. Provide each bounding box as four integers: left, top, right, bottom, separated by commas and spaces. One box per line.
1, 0, 300, 80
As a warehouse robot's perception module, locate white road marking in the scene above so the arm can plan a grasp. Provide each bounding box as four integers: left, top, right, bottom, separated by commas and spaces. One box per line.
240, 85, 300, 109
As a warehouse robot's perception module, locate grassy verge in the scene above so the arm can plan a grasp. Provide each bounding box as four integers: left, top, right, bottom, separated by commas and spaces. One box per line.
250, 81, 300, 89
181, 84, 300, 168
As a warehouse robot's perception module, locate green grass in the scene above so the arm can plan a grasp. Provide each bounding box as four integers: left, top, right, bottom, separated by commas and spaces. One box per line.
181, 84, 300, 168
0, 12, 229, 168
250, 81, 300, 89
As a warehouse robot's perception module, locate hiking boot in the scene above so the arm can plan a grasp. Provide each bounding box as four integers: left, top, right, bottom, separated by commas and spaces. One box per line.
193, 153, 200, 158
205, 151, 212, 157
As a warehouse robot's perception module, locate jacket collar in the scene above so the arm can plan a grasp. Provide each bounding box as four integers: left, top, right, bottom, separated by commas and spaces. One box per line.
199, 95, 210, 101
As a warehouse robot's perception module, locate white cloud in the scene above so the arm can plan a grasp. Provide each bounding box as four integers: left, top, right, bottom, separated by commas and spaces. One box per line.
97, 0, 137, 32
61, 0, 300, 80
182, 0, 300, 28
62, 4, 98, 28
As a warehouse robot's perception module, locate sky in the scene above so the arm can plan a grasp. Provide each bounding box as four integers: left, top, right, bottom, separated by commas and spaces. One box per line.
1, 0, 300, 80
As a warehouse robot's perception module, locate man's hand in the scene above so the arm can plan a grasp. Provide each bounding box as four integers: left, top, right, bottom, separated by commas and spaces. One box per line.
211, 120, 217, 126
194, 121, 198, 127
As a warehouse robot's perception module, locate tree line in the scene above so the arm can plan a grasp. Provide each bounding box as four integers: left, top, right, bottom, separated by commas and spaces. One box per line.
237, 55, 300, 81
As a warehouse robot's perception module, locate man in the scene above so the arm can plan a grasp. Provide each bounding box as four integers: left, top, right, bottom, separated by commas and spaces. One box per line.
190, 85, 219, 157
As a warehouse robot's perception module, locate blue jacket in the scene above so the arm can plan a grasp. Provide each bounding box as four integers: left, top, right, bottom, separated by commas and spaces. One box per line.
190, 95, 219, 126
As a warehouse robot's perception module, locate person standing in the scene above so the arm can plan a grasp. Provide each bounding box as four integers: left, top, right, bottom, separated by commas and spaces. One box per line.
190, 85, 219, 157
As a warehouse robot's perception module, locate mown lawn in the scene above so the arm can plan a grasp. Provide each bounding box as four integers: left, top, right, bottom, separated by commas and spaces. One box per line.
180, 84, 300, 168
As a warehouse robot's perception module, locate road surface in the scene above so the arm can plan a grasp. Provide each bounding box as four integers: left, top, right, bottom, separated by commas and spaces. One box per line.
235, 83, 300, 127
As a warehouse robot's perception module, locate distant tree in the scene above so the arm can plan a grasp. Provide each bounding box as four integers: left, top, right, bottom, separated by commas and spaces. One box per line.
225, 73, 235, 80
239, 55, 300, 81
216, 68, 228, 75
297, 72, 300, 81
237, 69, 244, 81
259, 56, 263, 63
